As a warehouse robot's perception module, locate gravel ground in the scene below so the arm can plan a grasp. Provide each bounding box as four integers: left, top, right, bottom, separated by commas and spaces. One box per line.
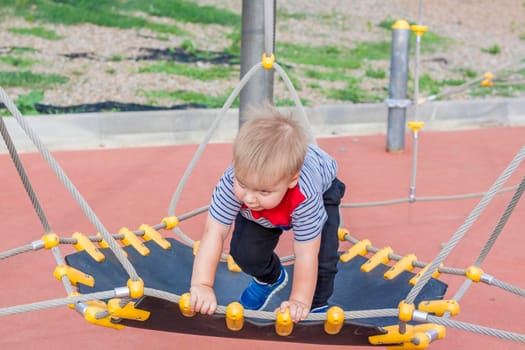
0, 0, 524, 110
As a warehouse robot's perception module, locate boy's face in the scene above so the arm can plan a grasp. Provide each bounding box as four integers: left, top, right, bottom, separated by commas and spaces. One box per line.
233, 173, 299, 211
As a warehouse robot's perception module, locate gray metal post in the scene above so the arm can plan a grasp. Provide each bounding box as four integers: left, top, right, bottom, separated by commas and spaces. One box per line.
239, 0, 275, 126
386, 20, 411, 152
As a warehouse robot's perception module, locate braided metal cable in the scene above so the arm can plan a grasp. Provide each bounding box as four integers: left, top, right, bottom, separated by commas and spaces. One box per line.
0, 111, 51, 233
0, 87, 140, 282
427, 315, 525, 343
0, 244, 33, 260
405, 145, 525, 305
490, 278, 525, 297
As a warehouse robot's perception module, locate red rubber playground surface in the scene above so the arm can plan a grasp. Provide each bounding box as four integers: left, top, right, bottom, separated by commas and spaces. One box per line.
1, 126, 524, 350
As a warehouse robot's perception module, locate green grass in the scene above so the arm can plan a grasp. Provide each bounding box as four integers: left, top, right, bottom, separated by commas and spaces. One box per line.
8, 26, 62, 40
481, 44, 501, 55
0, 70, 68, 88
139, 61, 235, 81
326, 77, 383, 103
365, 65, 387, 79
0, 56, 38, 69
139, 89, 239, 108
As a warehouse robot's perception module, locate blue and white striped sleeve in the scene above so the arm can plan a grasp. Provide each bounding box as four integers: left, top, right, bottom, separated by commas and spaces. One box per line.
292, 192, 327, 242
208, 166, 241, 226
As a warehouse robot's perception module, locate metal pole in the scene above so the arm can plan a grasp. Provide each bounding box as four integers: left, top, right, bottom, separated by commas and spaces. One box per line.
239, 0, 275, 126
386, 20, 411, 152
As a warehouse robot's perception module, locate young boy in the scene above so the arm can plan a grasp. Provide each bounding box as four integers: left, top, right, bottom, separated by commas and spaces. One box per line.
190, 105, 345, 322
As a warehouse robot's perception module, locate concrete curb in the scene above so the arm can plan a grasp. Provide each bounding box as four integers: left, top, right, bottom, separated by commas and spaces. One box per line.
2, 97, 525, 153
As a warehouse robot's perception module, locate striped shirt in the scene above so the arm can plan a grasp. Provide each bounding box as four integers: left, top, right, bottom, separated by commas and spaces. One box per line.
209, 144, 337, 242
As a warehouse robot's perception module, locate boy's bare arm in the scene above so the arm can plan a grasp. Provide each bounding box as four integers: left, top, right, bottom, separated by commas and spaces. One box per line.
280, 236, 321, 322
190, 214, 230, 315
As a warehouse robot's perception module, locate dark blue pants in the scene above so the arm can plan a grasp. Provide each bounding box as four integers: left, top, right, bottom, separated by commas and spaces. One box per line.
229, 178, 346, 309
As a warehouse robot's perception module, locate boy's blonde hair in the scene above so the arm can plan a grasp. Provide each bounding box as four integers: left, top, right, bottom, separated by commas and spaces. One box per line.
233, 105, 309, 188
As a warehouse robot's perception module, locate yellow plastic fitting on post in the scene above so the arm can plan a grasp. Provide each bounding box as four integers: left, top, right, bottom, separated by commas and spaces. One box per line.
324, 306, 345, 335
414, 323, 446, 339
227, 255, 242, 273
384, 254, 417, 280
41, 233, 60, 249
84, 305, 124, 330
162, 216, 179, 230
392, 20, 410, 30
262, 53, 275, 70
127, 278, 144, 299
418, 299, 459, 317
139, 224, 171, 249
407, 121, 425, 132
179, 292, 196, 317
465, 266, 484, 282
337, 227, 350, 241
398, 300, 415, 322
72, 232, 105, 262
410, 24, 428, 36
340, 239, 371, 263
275, 308, 294, 336
120, 227, 150, 256
226, 302, 244, 331
54, 264, 95, 287
409, 263, 442, 285
369, 324, 415, 345
95, 232, 110, 248
107, 299, 150, 321
193, 240, 200, 256
361, 247, 393, 272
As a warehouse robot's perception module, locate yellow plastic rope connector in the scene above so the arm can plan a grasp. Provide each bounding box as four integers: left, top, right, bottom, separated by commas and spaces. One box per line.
410, 24, 428, 36
418, 299, 460, 317
162, 216, 179, 230
179, 292, 196, 317
107, 299, 150, 321
120, 227, 150, 256
226, 302, 244, 331
369, 324, 445, 348
340, 239, 371, 263
41, 233, 60, 249
324, 306, 344, 335
275, 308, 294, 336
227, 255, 242, 272
361, 247, 393, 273
481, 72, 494, 87
54, 264, 95, 287
465, 266, 484, 282
409, 263, 442, 286
127, 278, 144, 299
84, 305, 124, 330
407, 121, 425, 132
139, 224, 171, 249
95, 232, 110, 248
72, 232, 105, 262
193, 240, 200, 256
398, 300, 416, 322
262, 53, 275, 70
384, 254, 417, 280
337, 227, 350, 241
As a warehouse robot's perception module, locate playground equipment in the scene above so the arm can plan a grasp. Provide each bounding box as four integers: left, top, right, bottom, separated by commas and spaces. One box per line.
1, 0, 525, 348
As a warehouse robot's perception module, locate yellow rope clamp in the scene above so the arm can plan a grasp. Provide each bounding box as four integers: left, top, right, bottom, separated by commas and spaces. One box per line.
72, 232, 105, 262
139, 224, 171, 249
340, 239, 371, 263
410, 24, 428, 37
398, 300, 416, 322
361, 247, 393, 273
275, 307, 294, 336
41, 233, 60, 249
54, 264, 95, 287
409, 263, 442, 286
337, 227, 350, 241
407, 121, 425, 133
481, 72, 494, 87
418, 299, 460, 317
262, 53, 275, 70
84, 304, 124, 330
465, 265, 484, 282
161, 216, 179, 230
227, 255, 242, 272
370, 323, 446, 349
179, 292, 196, 317
120, 227, 150, 256
107, 298, 150, 321
324, 306, 345, 335
127, 278, 144, 299
384, 254, 417, 280
226, 302, 244, 331
95, 232, 110, 248
193, 240, 200, 256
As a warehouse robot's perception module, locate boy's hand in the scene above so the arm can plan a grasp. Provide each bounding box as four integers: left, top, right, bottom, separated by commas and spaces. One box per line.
279, 299, 310, 323
189, 284, 217, 315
